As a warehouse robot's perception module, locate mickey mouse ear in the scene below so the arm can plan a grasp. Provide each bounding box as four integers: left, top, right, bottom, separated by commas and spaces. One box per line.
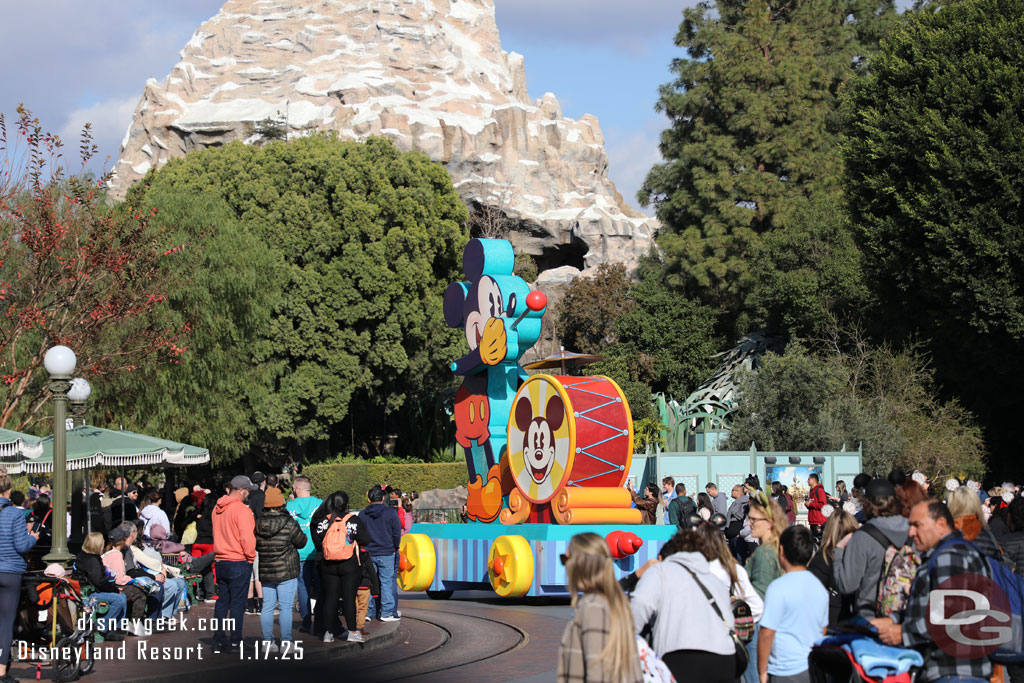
443, 282, 470, 327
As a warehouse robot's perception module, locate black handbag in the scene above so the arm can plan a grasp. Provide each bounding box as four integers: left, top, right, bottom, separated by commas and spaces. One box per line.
681, 564, 750, 677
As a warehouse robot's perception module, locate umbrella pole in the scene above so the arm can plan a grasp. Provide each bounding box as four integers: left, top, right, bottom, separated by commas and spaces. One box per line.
120, 463, 125, 526
86, 468, 92, 536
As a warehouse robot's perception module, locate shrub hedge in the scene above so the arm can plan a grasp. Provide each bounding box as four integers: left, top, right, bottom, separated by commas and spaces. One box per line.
303, 462, 467, 500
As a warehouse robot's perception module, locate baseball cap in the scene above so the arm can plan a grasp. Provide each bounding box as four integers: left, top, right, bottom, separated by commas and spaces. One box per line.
230, 475, 257, 491
108, 526, 129, 543
250, 471, 266, 485
865, 478, 896, 499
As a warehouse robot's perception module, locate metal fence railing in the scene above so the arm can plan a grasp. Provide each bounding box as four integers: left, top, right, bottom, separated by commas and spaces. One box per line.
413, 508, 464, 524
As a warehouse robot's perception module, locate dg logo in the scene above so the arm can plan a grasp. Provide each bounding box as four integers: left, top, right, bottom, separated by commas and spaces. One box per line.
926, 572, 1013, 659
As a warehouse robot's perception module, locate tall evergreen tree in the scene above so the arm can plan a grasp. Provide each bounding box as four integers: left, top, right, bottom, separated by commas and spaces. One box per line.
640, 0, 894, 329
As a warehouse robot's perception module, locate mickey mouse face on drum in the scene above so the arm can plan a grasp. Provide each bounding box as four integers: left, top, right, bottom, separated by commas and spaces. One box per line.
515, 394, 564, 484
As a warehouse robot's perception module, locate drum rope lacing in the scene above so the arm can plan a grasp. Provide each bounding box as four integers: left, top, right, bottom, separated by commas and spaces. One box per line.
566, 379, 629, 486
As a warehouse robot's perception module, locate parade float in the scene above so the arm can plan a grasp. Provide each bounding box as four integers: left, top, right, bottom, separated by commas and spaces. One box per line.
397, 239, 674, 598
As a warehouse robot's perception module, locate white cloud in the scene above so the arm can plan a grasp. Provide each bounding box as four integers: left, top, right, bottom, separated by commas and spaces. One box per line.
59, 97, 140, 166
604, 120, 665, 217
495, 0, 689, 55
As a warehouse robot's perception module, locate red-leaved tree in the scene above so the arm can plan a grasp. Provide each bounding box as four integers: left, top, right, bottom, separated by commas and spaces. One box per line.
0, 104, 194, 430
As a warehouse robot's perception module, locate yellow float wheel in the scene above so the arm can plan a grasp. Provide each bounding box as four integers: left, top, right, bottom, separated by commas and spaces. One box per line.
398, 533, 436, 592
488, 535, 534, 597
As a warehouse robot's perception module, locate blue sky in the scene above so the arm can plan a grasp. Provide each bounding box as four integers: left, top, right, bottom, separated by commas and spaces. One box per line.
1, 1, 684, 213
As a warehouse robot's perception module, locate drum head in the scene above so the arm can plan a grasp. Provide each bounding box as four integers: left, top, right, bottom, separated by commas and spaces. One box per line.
507, 375, 575, 504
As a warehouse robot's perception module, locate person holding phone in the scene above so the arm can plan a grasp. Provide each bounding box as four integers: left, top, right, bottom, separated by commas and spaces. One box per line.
1, 469, 40, 683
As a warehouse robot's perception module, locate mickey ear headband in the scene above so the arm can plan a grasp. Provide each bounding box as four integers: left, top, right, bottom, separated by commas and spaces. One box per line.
754, 489, 773, 521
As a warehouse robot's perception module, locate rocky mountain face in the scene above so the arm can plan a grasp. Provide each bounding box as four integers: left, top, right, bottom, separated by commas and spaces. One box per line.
110, 0, 657, 282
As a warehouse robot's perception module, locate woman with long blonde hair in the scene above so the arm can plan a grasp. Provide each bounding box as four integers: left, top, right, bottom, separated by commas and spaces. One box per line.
558, 532, 642, 683
742, 495, 787, 683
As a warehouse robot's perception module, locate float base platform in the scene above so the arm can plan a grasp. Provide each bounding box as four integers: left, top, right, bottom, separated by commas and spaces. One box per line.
408, 522, 676, 597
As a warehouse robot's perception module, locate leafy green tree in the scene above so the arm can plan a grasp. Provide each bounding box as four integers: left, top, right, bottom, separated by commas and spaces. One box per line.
120, 136, 468, 461
554, 264, 634, 354
593, 277, 721, 399
640, 0, 894, 327
103, 191, 282, 465
843, 0, 1024, 472
726, 341, 987, 479
748, 194, 869, 338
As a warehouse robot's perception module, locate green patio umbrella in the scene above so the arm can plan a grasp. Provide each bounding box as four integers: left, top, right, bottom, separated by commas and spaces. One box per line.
12, 425, 188, 474
115, 429, 210, 467
0, 427, 44, 470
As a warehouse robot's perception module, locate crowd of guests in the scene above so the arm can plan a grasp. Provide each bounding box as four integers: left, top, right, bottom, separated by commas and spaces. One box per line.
561, 470, 1024, 683
0, 467, 413, 680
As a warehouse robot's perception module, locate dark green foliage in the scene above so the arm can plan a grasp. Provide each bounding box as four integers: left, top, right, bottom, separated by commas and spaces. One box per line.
749, 194, 869, 338
116, 136, 468, 463
591, 276, 721, 399
302, 462, 467, 500
104, 191, 282, 465
843, 0, 1024, 473
726, 341, 986, 479
555, 264, 634, 354
641, 0, 894, 330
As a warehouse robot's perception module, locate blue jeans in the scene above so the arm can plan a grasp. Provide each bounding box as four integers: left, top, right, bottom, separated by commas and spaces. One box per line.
91, 592, 127, 633
158, 577, 186, 619
213, 560, 252, 646
368, 555, 396, 619
261, 578, 298, 643
296, 559, 320, 629
743, 625, 759, 683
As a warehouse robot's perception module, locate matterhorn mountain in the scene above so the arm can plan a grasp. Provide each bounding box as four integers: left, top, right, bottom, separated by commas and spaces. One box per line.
111, 0, 657, 281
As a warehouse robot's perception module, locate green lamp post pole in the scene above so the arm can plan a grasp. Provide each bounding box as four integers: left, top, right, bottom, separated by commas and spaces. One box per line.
43, 345, 76, 565
67, 377, 92, 548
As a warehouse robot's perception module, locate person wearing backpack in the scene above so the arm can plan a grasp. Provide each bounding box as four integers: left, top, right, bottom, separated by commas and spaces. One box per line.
833, 478, 910, 619
948, 486, 1004, 561
872, 500, 992, 682
311, 490, 371, 643
360, 487, 403, 622
668, 483, 697, 530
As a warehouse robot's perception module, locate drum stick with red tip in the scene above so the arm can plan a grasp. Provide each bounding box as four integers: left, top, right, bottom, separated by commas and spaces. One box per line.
511, 290, 547, 330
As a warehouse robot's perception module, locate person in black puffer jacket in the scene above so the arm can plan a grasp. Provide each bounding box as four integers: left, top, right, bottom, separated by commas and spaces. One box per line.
254, 487, 306, 649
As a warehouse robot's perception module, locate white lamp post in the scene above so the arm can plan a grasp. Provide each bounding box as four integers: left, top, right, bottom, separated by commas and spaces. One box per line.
43, 345, 76, 563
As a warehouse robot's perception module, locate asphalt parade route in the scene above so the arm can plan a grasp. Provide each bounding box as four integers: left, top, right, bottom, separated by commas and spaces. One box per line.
8, 591, 571, 683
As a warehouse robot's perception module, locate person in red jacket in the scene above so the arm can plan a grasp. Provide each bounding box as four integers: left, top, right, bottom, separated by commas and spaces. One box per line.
805, 473, 828, 544
211, 475, 257, 653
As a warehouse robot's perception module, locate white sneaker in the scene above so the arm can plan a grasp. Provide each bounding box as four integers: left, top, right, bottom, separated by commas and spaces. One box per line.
323, 632, 334, 643
347, 631, 365, 643
131, 622, 148, 637
380, 615, 400, 622
263, 641, 279, 653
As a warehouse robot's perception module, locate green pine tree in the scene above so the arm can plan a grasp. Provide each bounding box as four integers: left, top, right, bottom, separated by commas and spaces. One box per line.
640, 0, 895, 331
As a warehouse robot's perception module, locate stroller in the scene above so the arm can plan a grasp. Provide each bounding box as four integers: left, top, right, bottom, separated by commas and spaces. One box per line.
11, 573, 99, 682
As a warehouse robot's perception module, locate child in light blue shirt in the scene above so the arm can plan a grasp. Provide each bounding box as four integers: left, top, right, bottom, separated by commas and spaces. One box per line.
757, 525, 828, 683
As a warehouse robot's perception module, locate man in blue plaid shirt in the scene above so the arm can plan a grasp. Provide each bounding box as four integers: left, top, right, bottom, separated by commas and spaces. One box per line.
871, 499, 992, 683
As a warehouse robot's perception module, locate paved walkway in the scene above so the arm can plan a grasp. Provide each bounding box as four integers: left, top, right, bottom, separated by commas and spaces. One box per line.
8, 591, 570, 682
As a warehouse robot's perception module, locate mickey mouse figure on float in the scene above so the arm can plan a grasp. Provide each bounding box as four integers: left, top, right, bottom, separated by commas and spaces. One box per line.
443, 238, 547, 522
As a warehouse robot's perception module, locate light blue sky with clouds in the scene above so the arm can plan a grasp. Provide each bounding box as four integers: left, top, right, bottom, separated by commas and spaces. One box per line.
2, 1, 684, 213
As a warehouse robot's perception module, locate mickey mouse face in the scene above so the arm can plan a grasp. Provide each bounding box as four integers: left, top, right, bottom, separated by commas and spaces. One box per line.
464, 276, 505, 351
524, 420, 557, 484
